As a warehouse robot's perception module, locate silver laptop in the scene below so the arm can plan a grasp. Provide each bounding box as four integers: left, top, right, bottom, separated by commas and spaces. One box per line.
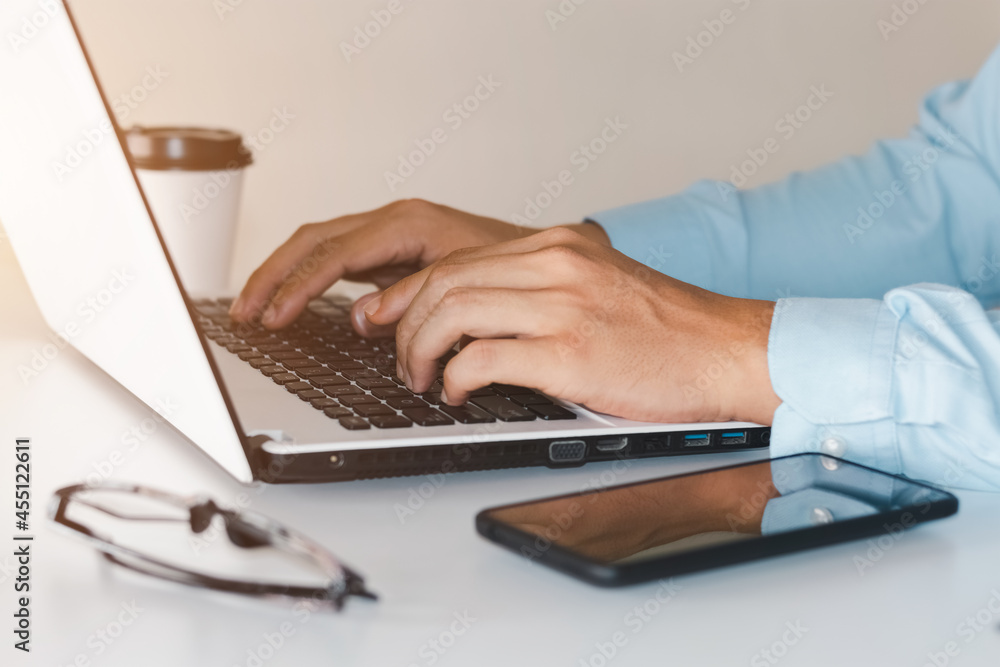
0, 0, 768, 484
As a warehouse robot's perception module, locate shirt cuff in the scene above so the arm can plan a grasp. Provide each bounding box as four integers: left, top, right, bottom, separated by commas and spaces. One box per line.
767, 297, 904, 475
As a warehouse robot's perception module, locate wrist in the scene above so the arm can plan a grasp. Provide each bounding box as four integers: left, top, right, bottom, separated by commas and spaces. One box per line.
723, 299, 782, 425
562, 221, 611, 247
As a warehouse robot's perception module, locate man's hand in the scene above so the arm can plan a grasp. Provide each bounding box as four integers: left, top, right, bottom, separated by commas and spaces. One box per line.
366, 227, 781, 425
228, 198, 609, 331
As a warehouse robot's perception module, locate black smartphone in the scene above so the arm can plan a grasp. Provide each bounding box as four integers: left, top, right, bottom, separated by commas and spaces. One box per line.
476, 454, 958, 586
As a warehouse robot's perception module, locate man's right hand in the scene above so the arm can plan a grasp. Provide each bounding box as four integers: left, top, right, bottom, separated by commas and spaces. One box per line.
229, 199, 605, 334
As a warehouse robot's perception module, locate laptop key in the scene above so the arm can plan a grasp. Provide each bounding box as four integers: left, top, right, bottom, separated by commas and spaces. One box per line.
248, 357, 274, 369
369, 415, 413, 429
402, 407, 455, 427
440, 404, 496, 424
530, 404, 577, 420
353, 403, 395, 417
372, 386, 413, 399
297, 389, 326, 401
339, 394, 378, 407
470, 396, 537, 421
296, 366, 338, 378
258, 343, 296, 353
284, 381, 314, 393
311, 351, 350, 363
318, 359, 358, 371
341, 368, 381, 381
310, 375, 349, 388
387, 396, 429, 410
239, 350, 265, 361
282, 358, 319, 369
491, 384, 534, 396
325, 385, 363, 398
270, 350, 307, 361
258, 365, 286, 376
271, 373, 300, 385
226, 343, 252, 354
511, 394, 553, 406
310, 397, 340, 409
356, 377, 396, 390
338, 416, 371, 430
323, 406, 352, 418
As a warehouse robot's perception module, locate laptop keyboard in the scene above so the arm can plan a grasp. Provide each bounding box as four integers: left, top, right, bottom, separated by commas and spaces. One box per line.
192, 296, 576, 430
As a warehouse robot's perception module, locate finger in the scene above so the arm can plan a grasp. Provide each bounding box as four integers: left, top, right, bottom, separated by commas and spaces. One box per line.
343, 263, 421, 290
402, 288, 563, 392
350, 292, 396, 338
230, 216, 368, 322
366, 226, 584, 327
392, 253, 569, 382
441, 338, 560, 405
260, 219, 428, 329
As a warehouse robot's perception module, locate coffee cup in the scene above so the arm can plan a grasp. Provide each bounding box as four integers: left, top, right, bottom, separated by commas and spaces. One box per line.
125, 126, 252, 296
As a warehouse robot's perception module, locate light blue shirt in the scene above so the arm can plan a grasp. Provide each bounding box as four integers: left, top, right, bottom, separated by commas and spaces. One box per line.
590, 46, 1000, 491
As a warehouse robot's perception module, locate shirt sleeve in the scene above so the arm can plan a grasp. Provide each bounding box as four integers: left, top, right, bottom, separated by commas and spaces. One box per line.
588, 45, 1000, 307
586, 46, 1000, 491
769, 285, 1000, 491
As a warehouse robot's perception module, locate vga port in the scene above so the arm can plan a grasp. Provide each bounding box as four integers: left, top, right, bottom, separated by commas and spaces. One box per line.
549, 440, 586, 463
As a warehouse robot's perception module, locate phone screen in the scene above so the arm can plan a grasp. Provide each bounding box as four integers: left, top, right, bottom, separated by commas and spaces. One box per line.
479, 455, 956, 572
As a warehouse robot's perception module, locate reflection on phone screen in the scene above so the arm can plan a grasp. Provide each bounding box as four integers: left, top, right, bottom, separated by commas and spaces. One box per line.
485, 456, 952, 564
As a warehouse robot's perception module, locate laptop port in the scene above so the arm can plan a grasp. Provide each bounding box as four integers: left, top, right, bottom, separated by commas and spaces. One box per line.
595, 436, 628, 453
720, 431, 747, 446
549, 440, 586, 463
641, 435, 671, 453
683, 433, 712, 448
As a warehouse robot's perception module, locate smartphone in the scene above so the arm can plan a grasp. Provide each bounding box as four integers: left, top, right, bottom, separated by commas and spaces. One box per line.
476, 454, 958, 586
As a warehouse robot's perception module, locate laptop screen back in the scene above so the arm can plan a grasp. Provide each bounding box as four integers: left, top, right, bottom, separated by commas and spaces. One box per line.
0, 1, 252, 481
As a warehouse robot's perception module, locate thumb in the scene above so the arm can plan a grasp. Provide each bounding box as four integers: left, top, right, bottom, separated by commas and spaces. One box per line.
351, 291, 397, 338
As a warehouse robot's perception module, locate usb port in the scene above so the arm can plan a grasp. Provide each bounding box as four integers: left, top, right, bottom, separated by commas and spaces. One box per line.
683, 433, 711, 448
720, 431, 747, 446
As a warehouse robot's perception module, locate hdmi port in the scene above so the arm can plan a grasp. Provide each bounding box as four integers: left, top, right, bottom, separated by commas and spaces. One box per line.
595, 437, 628, 453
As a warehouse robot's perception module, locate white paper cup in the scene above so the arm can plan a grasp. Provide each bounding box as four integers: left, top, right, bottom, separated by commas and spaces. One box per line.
126, 127, 252, 297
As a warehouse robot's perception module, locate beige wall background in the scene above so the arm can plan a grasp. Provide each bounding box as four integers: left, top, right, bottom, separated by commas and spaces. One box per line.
68, 0, 1000, 287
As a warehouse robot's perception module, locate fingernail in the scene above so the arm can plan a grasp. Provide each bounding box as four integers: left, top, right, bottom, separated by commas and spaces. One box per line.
261, 306, 277, 326
364, 294, 383, 321
229, 295, 244, 317
440, 387, 450, 404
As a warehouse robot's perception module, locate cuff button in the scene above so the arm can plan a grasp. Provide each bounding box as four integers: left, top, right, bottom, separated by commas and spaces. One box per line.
820, 435, 847, 457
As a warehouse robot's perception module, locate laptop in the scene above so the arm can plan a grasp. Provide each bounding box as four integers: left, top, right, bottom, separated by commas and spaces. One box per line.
0, 0, 768, 484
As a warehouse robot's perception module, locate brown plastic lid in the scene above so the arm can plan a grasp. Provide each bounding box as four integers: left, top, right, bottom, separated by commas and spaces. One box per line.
125, 126, 252, 171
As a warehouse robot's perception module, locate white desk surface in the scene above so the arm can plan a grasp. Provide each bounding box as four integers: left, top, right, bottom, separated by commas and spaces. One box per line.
2, 235, 999, 667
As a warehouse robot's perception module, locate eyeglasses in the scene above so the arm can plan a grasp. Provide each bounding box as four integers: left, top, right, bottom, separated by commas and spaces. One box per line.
49, 482, 376, 611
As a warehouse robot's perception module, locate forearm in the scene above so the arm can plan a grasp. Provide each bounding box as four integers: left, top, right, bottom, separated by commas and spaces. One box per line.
589, 45, 1000, 306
